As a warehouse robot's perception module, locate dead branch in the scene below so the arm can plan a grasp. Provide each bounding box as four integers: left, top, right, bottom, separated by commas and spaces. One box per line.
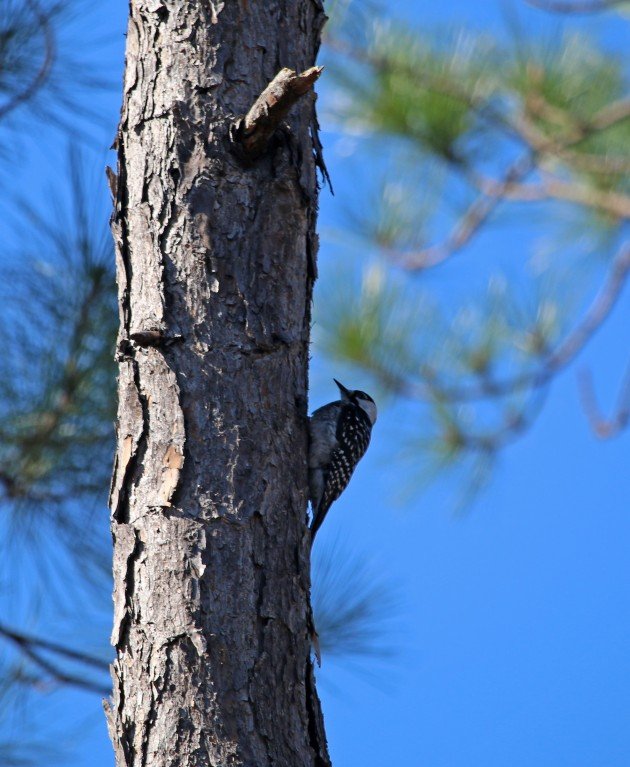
230, 66, 323, 160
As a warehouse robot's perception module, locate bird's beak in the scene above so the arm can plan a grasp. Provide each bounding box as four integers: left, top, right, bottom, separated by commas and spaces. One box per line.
333, 378, 351, 398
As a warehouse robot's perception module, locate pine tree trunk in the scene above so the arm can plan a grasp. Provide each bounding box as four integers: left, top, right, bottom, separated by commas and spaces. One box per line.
106, 2, 330, 765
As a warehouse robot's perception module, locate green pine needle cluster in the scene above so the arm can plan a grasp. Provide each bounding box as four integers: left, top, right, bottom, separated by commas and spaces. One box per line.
318, 3, 629, 498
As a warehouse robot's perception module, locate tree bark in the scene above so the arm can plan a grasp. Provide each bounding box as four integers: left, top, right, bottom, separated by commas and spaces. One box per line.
105, 2, 330, 766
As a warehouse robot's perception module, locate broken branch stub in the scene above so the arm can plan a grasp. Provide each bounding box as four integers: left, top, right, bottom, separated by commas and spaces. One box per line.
232, 66, 323, 160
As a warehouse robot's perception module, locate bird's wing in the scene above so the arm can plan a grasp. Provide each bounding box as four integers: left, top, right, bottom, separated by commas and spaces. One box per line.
310, 406, 371, 542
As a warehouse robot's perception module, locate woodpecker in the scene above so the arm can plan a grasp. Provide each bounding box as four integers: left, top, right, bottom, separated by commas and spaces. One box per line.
308, 379, 377, 545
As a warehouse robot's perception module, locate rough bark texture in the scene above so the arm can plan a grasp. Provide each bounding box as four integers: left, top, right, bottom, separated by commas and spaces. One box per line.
105, 2, 330, 766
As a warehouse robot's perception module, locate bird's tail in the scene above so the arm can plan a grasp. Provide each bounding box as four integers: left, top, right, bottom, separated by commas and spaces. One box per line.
309, 501, 330, 549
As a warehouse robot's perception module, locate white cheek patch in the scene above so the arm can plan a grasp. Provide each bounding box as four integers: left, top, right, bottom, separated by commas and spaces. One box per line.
359, 399, 377, 424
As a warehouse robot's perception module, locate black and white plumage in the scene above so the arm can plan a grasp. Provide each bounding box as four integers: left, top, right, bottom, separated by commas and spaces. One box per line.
308, 379, 377, 546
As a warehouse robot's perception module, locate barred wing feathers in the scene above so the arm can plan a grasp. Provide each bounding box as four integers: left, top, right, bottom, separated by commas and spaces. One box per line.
310, 405, 371, 539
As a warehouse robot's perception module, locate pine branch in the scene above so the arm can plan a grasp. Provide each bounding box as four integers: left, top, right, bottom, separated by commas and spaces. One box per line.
0, 0, 56, 122
350, 242, 630, 405
0, 622, 109, 671
447, 242, 630, 400
437, 390, 549, 455
389, 98, 630, 270
470, 169, 630, 218
388, 152, 537, 269
540, 176, 630, 219
0, 622, 110, 696
328, 32, 629, 268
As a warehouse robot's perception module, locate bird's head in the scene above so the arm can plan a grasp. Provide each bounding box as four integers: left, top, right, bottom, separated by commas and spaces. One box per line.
334, 379, 377, 425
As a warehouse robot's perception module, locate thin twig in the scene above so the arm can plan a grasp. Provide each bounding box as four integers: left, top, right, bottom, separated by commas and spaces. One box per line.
390, 97, 630, 270
389, 153, 536, 270
543, 151, 630, 175
16, 271, 105, 453
454, 390, 548, 452
525, 0, 626, 14
0, 622, 109, 670
369, 242, 630, 403
540, 176, 630, 219
578, 362, 630, 438
541, 245, 630, 371
511, 103, 630, 173
0, 0, 56, 122
445, 242, 630, 399
327, 35, 630, 267
471, 169, 630, 219
0, 623, 110, 696
590, 98, 630, 132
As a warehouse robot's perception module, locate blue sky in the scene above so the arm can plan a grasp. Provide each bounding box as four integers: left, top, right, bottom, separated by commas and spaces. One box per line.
3, 1, 629, 766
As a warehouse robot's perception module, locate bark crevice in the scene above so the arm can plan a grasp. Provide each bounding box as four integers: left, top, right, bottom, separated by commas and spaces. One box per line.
305, 662, 331, 767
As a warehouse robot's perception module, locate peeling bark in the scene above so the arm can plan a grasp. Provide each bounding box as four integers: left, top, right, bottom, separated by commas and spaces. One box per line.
107, 2, 330, 765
